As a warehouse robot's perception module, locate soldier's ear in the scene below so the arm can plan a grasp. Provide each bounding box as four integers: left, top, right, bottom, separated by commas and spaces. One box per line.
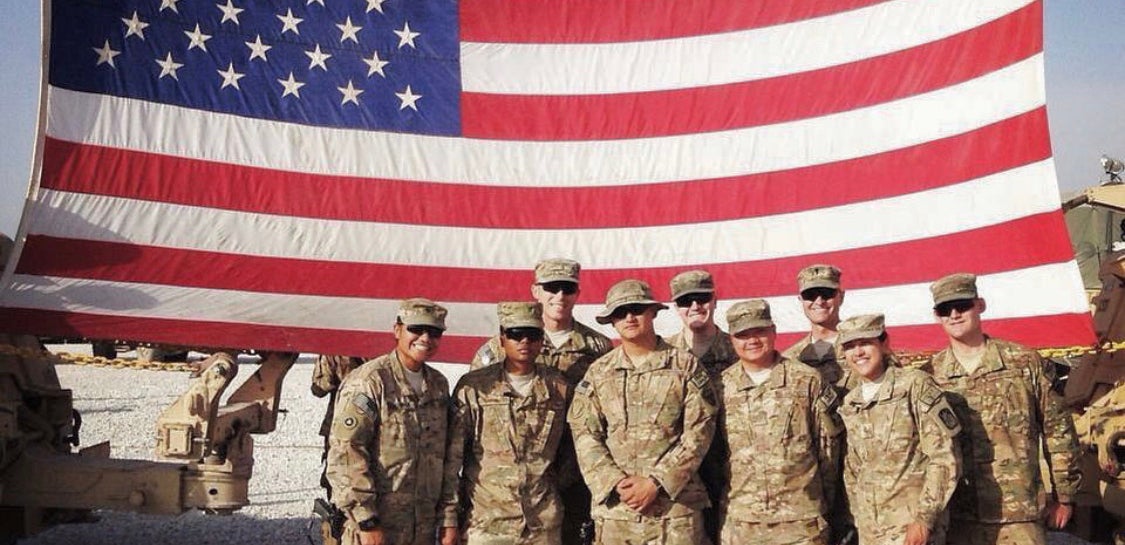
392, 322, 404, 340
531, 283, 541, 298
977, 298, 987, 314
837, 289, 845, 304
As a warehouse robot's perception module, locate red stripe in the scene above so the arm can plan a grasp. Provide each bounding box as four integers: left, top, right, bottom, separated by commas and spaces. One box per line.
461, 0, 888, 43
39, 109, 1050, 230
15, 213, 1074, 302
0, 308, 1094, 358
462, 3, 1041, 140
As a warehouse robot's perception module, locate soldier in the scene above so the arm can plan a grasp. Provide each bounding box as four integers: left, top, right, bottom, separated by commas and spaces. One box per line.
327, 298, 459, 545
567, 279, 718, 545
782, 264, 854, 389
470, 258, 612, 543
926, 273, 1081, 545
445, 302, 571, 544
312, 354, 365, 499
717, 299, 842, 545
836, 314, 961, 545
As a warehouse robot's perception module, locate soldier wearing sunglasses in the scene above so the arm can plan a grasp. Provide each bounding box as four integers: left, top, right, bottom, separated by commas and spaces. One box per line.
926, 274, 1080, 545
568, 279, 718, 545
326, 298, 460, 545
445, 302, 571, 544
782, 264, 856, 391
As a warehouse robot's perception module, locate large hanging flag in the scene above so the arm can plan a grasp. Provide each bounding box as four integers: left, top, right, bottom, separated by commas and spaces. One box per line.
0, 0, 1094, 360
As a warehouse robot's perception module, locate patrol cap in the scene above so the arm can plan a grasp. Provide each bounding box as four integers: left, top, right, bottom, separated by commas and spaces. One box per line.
930, 273, 978, 307
595, 279, 667, 324
535, 258, 580, 284
498, 301, 544, 330
397, 298, 448, 330
726, 299, 774, 335
797, 264, 842, 292
836, 314, 886, 346
670, 270, 715, 301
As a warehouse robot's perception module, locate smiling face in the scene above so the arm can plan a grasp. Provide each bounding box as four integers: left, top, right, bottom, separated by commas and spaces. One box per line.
799, 287, 844, 329
532, 281, 579, 323
611, 304, 659, 344
935, 298, 986, 343
393, 322, 442, 368
731, 325, 776, 367
501, 327, 544, 366
675, 292, 716, 331
841, 336, 887, 381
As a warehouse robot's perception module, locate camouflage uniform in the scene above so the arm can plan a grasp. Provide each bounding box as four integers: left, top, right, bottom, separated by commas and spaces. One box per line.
327, 350, 456, 545
929, 338, 1080, 544
312, 354, 365, 498
567, 338, 718, 545
839, 364, 961, 545
470, 321, 612, 384
445, 363, 571, 544
666, 330, 737, 378
781, 336, 855, 391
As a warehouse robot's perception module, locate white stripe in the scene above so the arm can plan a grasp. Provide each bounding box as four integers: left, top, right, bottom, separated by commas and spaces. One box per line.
26, 160, 1061, 269
462, 0, 1031, 95
46, 55, 1045, 187
0, 263, 1089, 338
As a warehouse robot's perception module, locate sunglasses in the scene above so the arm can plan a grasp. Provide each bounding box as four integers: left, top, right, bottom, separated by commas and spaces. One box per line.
405, 325, 444, 339
935, 299, 976, 317
540, 281, 578, 295
504, 328, 544, 342
608, 303, 652, 321
675, 293, 713, 308
800, 287, 838, 302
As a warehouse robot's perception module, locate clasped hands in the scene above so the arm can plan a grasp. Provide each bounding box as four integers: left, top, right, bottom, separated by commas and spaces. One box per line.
616, 475, 662, 514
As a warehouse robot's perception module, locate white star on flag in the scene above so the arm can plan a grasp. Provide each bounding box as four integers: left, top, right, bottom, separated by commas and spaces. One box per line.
159, 0, 180, 13
365, 0, 387, 14
245, 34, 271, 62
278, 72, 305, 98
305, 44, 332, 71
92, 40, 121, 68
185, 24, 212, 52
217, 0, 244, 25
307, 0, 325, 5
217, 62, 246, 90
155, 52, 184, 80
395, 85, 421, 111
338, 80, 364, 106
363, 51, 389, 78
121, 11, 149, 40
336, 17, 362, 43
277, 9, 303, 36
394, 22, 420, 49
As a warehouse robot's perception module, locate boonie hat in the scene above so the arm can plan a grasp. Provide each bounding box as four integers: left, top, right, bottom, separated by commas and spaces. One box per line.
498, 301, 544, 330
535, 258, 580, 284
726, 299, 774, 335
930, 273, 978, 307
397, 298, 448, 330
836, 314, 885, 346
670, 270, 715, 301
595, 279, 666, 324
797, 264, 842, 292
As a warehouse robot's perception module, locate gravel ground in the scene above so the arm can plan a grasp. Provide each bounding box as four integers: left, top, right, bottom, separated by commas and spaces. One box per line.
14, 352, 1097, 545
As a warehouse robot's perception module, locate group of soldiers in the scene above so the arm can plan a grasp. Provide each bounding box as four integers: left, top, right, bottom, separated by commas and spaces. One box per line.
311, 259, 1081, 545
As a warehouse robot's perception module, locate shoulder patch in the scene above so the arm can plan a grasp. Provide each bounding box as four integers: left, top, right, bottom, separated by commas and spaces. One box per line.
690, 369, 711, 391
575, 380, 592, 396
817, 384, 839, 408
917, 382, 943, 410
351, 392, 379, 421
475, 343, 497, 366
938, 407, 959, 430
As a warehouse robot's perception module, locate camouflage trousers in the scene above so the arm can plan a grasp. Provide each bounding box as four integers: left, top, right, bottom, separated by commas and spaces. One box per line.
719, 516, 829, 545
594, 512, 709, 545
945, 520, 1045, 545
341, 520, 437, 545
466, 526, 561, 545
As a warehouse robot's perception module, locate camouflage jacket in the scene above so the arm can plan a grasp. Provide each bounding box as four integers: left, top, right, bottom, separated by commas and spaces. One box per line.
781, 334, 857, 391
444, 364, 571, 536
311, 355, 365, 437
929, 337, 1081, 523
665, 328, 738, 377
470, 320, 612, 385
839, 366, 961, 544
326, 351, 457, 540
716, 356, 843, 524
567, 339, 718, 520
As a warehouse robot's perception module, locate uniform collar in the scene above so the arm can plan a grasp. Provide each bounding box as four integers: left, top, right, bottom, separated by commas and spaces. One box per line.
846, 364, 898, 407
612, 338, 671, 374
933, 336, 1004, 379
735, 353, 786, 391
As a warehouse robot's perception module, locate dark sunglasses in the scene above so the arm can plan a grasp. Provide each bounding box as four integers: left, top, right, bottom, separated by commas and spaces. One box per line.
800, 287, 838, 302
405, 325, 444, 338
540, 281, 578, 295
608, 303, 652, 321
935, 299, 976, 317
503, 327, 544, 342
675, 293, 713, 308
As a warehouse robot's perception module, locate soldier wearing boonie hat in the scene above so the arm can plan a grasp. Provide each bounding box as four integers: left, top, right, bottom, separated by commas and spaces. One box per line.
568, 279, 717, 545
836, 313, 961, 545
326, 298, 459, 545
782, 264, 853, 391
718, 299, 843, 545
444, 301, 571, 544
925, 274, 1080, 545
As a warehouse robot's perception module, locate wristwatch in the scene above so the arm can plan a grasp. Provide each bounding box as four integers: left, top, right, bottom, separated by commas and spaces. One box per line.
358, 516, 381, 531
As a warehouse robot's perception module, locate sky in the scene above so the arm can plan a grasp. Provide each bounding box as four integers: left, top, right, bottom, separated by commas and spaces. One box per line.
1, 1, 1123, 238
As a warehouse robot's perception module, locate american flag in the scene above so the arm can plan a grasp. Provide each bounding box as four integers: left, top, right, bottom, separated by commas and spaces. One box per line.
0, 0, 1095, 362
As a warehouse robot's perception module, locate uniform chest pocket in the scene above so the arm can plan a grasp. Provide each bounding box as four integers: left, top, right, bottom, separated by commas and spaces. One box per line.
479, 400, 513, 455
977, 371, 1032, 434
773, 394, 810, 446
644, 373, 685, 431
876, 396, 916, 453
526, 400, 567, 456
